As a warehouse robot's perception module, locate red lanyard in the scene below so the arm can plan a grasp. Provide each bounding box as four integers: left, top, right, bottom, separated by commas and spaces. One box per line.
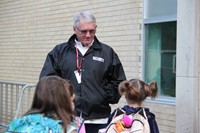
76, 47, 82, 72
75, 46, 91, 72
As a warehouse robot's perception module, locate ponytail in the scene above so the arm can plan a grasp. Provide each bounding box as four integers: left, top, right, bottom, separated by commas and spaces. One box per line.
148, 81, 158, 99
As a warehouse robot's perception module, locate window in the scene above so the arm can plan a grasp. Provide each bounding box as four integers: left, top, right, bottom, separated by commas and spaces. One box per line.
145, 22, 176, 97
143, 0, 177, 97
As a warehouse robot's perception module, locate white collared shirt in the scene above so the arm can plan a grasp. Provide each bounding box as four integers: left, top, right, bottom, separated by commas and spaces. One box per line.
75, 39, 93, 55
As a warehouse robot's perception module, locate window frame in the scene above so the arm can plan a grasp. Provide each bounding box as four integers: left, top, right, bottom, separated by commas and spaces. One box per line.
142, 15, 177, 105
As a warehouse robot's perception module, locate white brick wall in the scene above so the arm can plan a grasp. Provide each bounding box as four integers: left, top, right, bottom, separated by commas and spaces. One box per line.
0, 0, 175, 132
0, 0, 142, 83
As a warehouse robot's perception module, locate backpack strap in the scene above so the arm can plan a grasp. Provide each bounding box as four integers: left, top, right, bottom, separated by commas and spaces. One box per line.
113, 108, 126, 118
130, 107, 150, 133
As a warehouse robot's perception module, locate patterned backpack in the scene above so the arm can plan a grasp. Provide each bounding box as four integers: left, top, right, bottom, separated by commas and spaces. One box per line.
6, 114, 62, 133
100, 108, 150, 133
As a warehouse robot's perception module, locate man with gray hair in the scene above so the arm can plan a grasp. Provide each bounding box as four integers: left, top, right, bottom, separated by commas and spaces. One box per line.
40, 10, 126, 133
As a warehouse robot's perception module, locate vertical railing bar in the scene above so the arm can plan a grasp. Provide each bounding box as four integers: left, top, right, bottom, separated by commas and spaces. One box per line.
10, 84, 14, 120
0, 81, 36, 128
0, 83, 3, 124
14, 84, 35, 118
5, 84, 8, 124
16, 85, 20, 117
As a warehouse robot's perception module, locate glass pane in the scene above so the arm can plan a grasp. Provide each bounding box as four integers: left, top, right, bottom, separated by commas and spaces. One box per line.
144, 0, 177, 19
145, 22, 176, 97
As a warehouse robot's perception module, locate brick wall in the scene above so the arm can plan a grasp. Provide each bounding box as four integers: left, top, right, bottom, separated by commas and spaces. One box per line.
0, 0, 142, 83
0, 0, 175, 132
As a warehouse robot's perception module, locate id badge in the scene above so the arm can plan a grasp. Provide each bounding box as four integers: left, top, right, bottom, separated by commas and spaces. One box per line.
74, 70, 81, 84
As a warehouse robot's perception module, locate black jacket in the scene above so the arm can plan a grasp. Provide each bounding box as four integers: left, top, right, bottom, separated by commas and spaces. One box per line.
39, 34, 126, 120
107, 105, 159, 133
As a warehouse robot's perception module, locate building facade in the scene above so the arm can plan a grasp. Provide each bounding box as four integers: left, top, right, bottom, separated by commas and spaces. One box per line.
0, 0, 199, 132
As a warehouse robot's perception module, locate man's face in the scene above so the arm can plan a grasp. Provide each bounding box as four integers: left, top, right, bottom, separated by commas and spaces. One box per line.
74, 21, 96, 46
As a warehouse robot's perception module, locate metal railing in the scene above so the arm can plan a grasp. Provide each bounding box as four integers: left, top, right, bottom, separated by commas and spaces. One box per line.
0, 81, 36, 129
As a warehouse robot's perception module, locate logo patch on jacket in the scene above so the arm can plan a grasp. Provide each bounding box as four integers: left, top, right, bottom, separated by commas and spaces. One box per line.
93, 56, 104, 63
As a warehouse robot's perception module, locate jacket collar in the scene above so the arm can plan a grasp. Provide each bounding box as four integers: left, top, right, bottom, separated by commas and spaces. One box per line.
68, 34, 102, 50
122, 105, 150, 114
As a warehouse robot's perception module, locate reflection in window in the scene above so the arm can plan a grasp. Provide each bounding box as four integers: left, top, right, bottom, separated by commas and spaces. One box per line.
145, 22, 176, 97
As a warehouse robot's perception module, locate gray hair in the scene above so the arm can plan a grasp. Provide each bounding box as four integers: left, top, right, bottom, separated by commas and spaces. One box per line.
73, 11, 96, 26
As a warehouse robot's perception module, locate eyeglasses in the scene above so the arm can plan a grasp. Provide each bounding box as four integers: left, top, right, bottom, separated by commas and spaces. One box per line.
74, 26, 96, 35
